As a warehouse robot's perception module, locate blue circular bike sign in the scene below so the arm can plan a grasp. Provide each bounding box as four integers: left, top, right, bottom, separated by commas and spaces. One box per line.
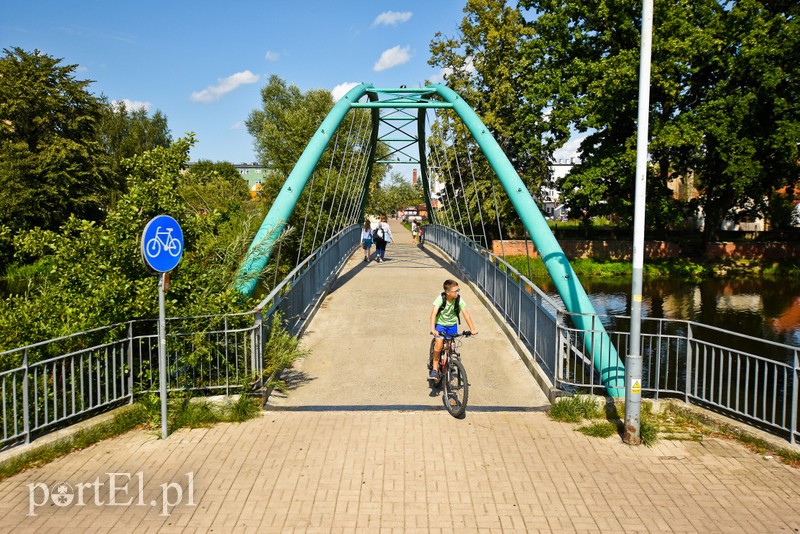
141, 215, 184, 273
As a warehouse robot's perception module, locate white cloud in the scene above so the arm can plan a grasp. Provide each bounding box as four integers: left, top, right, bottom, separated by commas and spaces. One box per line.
190, 70, 260, 104
331, 82, 360, 102
551, 132, 587, 179
373, 45, 411, 72
264, 50, 280, 62
231, 122, 243, 130
111, 99, 152, 112
372, 11, 412, 27
436, 57, 476, 82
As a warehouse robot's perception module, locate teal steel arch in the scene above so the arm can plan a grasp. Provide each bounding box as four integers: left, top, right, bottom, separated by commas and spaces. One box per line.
235, 84, 625, 396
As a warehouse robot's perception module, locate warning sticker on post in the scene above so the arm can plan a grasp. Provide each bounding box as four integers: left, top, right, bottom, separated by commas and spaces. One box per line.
631, 380, 641, 394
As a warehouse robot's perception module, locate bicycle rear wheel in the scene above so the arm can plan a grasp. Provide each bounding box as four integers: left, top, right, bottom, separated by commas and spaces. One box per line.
443, 359, 468, 418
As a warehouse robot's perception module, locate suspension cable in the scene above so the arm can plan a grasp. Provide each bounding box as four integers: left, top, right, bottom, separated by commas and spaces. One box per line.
346, 112, 374, 225
452, 129, 476, 243
321, 110, 358, 242
431, 111, 467, 236
335, 108, 370, 230
490, 170, 506, 260
310, 119, 344, 253
426, 109, 456, 231
465, 142, 488, 249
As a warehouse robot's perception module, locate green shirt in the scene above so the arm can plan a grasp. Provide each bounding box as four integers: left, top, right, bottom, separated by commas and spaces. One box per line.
432, 294, 466, 326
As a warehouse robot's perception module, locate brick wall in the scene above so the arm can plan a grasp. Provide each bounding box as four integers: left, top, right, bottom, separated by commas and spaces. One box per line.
490, 240, 680, 260
490, 239, 800, 260
704, 241, 800, 260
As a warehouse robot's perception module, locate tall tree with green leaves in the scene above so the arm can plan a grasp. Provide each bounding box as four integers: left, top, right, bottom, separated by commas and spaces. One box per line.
691, 0, 800, 238
428, 0, 546, 239
96, 99, 172, 184
0, 48, 113, 240
432, 0, 799, 240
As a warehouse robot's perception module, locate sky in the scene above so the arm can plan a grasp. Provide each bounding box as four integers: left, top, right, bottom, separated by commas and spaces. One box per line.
2, 1, 472, 164
3, 0, 578, 178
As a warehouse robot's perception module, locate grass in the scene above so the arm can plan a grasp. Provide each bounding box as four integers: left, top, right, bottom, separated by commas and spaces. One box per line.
549, 395, 602, 423
576, 421, 618, 438
0, 391, 262, 482
549, 395, 800, 463
0, 403, 149, 481
549, 395, 665, 447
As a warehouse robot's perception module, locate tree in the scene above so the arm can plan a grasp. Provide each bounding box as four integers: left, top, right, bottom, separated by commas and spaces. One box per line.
432, 0, 799, 241
691, 0, 800, 238
96, 99, 172, 184
367, 172, 423, 217
0, 48, 113, 238
246, 75, 339, 177
428, 0, 548, 238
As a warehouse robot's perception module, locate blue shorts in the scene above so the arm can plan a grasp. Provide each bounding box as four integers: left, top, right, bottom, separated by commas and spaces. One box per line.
362, 238, 373, 248
435, 324, 458, 336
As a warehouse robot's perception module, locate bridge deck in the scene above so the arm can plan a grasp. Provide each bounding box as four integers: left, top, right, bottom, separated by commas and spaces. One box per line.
0, 221, 798, 531
269, 220, 548, 411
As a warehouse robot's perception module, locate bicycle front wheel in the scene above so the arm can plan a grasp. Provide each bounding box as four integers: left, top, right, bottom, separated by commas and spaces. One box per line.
443, 359, 468, 418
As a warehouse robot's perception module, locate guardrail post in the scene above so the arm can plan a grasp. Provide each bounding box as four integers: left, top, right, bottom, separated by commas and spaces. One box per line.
517, 280, 522, 338
654, 319, 663, 400
791, 350, 798, 446
555, 310, 565, 388
224, 315, 230, 396
252, 310, 263, 376
22, 348, 30, 444
685, 323, 693, 404
127, 321, 134, 403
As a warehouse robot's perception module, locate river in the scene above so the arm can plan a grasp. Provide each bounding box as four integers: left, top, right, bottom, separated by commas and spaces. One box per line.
531, 276, 800, 349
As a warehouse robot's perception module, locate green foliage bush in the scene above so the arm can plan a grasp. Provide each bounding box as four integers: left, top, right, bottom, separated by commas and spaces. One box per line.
0, 135, 266, 362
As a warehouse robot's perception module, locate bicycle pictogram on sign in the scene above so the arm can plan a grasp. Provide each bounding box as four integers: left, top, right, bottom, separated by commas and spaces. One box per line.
146, 226, 182, 258
141, 215, 184, 273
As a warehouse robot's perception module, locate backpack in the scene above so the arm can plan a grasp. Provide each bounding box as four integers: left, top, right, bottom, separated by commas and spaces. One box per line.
436, 292, 461, 324
373, 226, 385, 241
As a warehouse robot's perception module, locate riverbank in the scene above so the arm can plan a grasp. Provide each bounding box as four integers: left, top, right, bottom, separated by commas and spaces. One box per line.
503, 255, 800, 283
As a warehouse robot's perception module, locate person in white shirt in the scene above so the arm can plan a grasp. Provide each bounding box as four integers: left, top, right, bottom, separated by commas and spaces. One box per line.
373, 215, 393, 263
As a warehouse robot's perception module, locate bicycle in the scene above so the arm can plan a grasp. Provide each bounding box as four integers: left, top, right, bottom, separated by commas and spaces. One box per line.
428, 331, 472, 417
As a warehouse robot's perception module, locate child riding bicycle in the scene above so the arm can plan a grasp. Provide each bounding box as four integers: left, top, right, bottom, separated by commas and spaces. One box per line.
429, 279, 478, 380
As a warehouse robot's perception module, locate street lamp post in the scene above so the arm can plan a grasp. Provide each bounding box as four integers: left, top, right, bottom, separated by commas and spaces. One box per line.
625, 0, 654, 445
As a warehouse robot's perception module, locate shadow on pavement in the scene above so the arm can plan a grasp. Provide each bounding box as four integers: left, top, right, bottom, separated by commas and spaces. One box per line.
263, 405, 549, 413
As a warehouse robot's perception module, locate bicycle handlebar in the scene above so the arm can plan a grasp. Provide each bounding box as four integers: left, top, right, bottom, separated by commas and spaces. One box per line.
435, 331, 475, 339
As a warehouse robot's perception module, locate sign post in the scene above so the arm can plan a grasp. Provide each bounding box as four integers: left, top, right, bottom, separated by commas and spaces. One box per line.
141, 215, 184, 439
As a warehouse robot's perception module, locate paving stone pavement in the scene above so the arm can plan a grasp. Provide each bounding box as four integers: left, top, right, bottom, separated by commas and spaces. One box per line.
0, 220, 798, 533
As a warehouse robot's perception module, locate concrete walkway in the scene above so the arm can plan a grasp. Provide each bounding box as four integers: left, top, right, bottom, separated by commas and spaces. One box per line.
0, 220, 799, 532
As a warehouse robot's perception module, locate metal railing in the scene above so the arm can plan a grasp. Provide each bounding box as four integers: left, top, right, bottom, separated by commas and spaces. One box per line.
426, 224, 800, 445
0, 226, 359, 449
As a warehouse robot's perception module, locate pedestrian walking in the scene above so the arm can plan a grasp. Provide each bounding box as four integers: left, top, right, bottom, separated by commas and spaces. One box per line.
360, 220, 373, 262
373, 215, 393, 263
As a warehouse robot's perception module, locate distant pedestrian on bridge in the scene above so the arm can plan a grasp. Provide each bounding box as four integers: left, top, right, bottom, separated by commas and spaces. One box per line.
360, 220, 374, 262
373, 215, 393, 263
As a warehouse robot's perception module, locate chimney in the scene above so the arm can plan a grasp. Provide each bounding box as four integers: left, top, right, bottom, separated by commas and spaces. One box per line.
412, 168, 417, 185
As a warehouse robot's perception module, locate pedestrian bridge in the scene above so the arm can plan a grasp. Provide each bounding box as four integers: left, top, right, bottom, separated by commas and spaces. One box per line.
0, 83, 799, 529
1, 84, 798, 449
